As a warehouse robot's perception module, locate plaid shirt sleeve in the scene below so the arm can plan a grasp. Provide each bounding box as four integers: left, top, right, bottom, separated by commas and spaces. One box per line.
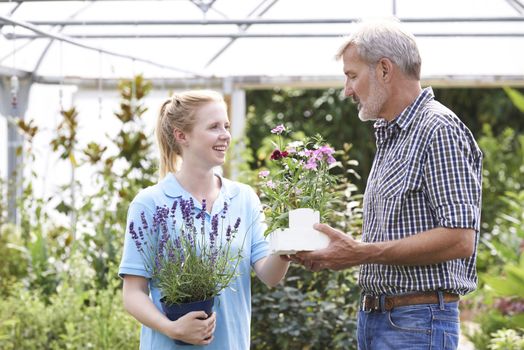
423, 124, 482, 232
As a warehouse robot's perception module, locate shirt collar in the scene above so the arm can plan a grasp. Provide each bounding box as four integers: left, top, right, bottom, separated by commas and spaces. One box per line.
160, 172, 240, 211
373, 87, 434, 145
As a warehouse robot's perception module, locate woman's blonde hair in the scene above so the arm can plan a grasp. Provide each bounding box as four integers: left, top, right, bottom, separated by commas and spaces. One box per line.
156, 90, 225, 179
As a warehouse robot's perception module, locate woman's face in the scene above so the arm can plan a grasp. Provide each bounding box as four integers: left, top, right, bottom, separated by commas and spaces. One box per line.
182, 101, 231, 169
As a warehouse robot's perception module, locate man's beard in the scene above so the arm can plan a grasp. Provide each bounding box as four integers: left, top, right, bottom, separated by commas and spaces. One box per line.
355, 72, 388, 122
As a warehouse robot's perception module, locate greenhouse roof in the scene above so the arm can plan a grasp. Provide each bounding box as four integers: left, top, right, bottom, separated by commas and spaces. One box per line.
1, 0, 524, 88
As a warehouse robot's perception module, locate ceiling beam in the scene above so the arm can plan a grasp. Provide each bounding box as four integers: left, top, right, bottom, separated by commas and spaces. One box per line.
5, 17, 522, 26
0, 14, 203, 77
5, 32, 524, 39
29, 74, 524, 89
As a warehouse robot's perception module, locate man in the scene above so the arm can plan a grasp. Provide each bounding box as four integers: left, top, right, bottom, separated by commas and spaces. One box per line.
295, 18, 482, 350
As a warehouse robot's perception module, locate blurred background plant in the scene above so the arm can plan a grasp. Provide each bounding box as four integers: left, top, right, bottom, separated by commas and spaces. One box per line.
1, 80, 523, 349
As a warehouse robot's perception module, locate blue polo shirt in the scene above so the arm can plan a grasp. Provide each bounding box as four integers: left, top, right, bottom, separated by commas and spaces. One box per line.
119, 173, 269, 350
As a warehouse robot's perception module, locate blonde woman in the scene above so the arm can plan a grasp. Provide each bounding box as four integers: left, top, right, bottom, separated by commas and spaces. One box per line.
119, 90, 289, 349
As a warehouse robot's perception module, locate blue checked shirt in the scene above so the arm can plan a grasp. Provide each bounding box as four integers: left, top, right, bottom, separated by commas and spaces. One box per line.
360, 87, 483, 296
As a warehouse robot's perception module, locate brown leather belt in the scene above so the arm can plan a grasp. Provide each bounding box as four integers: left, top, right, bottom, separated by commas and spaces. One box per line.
361, 292, 460, 312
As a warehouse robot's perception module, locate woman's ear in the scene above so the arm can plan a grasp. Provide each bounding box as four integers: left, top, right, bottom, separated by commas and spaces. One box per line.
173, 128, 187, 145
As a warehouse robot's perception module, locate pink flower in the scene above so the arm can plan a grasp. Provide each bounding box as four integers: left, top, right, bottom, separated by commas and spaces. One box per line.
271, 124, 286, 135
305, 160, 318, 170
266, 180, 276, 189
258, 170, 270, 178
318, 145, 335, 155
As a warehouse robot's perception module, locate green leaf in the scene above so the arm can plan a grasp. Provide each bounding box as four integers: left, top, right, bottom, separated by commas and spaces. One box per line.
503, 87, 524, 112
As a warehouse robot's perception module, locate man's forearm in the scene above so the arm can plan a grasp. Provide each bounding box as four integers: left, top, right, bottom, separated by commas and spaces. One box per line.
364, 227, 476, 266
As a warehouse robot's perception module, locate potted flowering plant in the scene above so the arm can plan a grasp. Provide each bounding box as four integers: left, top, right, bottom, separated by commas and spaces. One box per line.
129, 197, 244, 345
258, 124, 342, 254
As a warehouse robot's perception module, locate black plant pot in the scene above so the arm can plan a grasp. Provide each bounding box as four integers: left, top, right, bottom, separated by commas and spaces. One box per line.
161, 297, 215, 346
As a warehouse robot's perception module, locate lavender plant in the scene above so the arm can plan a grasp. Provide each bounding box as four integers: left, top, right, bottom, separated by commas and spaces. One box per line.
258, 124, 342, 235
129, 198, 244, 306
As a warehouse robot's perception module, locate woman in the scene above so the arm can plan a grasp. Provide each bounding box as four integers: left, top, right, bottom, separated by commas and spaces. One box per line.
119, 90, 289, 349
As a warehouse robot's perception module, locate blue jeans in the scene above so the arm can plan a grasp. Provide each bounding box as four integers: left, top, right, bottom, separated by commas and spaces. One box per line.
357, 297, 460, 350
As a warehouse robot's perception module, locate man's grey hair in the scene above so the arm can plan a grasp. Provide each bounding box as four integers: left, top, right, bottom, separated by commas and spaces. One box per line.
336, 18, 421, 80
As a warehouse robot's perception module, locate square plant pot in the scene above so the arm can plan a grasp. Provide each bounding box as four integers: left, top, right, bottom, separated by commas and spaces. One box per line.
269, 208, 330, 255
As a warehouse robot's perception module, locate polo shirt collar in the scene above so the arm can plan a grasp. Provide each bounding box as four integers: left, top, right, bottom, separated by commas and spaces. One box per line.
160, 172, 240, 212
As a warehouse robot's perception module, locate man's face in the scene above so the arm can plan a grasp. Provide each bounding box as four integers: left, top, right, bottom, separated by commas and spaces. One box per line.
342, 45, 388, 121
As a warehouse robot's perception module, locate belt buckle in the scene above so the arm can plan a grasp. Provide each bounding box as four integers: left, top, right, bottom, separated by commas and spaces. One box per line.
362, 295, 379, 312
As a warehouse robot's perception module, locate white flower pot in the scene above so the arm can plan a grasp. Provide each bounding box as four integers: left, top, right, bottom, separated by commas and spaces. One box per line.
269, 208, 330, 255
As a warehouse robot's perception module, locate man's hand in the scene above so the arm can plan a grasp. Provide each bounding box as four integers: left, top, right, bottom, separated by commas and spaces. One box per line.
293, 223, 367, 271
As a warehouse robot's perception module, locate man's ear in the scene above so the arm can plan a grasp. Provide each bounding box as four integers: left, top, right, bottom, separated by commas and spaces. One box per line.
173, 128, 188, 145
377, 58, 394, 82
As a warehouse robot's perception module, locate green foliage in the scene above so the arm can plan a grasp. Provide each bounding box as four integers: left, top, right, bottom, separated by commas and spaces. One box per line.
0, 263, 139, 350
504, 87, 524, 113
248, 137, 362, 349
50, 107, 79, 162
478, 125, 524, 233
0, 177, 6, 226
0, 224, 29, 296
77, 74, 157, 289
488, 329, 524, 350
484, 254, 524, 299
251, 267, 360, 350
2, 83, 524, 348
468, 186, 524, 349
433, 87, 524, 137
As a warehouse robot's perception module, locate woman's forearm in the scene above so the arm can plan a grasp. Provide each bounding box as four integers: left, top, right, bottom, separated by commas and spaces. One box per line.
254, 255, 290, 287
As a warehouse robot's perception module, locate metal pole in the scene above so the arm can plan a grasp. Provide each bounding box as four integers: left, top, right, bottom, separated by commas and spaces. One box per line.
5, 32, 524, 39
0, 14, 203, 77
11, 17, 524, 26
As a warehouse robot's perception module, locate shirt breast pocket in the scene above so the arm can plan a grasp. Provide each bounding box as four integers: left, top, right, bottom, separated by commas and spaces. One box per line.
375, 158, 408, 199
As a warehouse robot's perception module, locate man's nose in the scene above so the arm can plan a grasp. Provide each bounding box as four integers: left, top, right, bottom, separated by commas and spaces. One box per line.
344, 85, 354, 97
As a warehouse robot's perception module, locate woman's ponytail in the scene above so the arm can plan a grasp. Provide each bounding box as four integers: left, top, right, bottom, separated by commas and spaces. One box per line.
156, 98, 180, 179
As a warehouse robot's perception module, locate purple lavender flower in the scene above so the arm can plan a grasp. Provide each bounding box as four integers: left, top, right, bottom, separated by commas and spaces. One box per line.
226, 225, 232, 241
211, 214, 219, 239
195, 199, 207, 220
170, 200, 178, 218
128, 194, 246, 306
221, 201, 228, 219
129, 222, 143, 253
167, 245, 176, 261
140, 212, 149, 230
138, 226, 145, 241
233, 217, 241, 230
189, 198, 195, 215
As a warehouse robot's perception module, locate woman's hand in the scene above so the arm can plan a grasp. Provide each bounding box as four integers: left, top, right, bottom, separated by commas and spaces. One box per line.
164, 311, 217, 345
